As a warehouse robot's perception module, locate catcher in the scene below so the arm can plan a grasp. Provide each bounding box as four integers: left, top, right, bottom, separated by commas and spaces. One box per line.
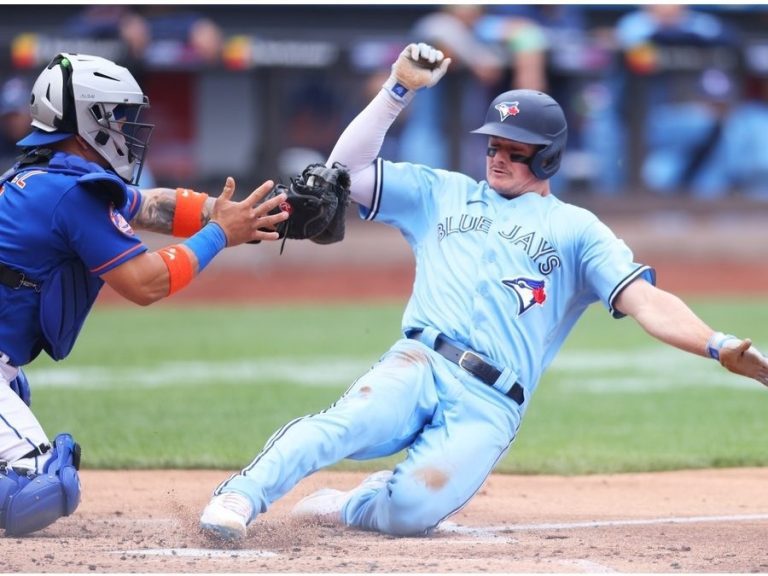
0, 52, 345, 538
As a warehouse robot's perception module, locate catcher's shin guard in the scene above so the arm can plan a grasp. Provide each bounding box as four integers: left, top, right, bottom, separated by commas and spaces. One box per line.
0, 433, 82, 536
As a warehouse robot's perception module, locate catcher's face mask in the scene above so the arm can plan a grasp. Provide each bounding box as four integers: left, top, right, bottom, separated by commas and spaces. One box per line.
23, 53, 154, 185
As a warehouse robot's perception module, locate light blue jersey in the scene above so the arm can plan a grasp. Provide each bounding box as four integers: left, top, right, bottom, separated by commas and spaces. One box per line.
365, 159, 654, 399
214, 159, 655, 537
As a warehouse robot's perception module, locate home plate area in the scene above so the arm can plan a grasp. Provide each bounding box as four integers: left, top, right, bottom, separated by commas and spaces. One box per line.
4, 468, 768, 573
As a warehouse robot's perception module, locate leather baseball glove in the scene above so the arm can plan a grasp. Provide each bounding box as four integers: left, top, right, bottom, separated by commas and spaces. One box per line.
263, 162, 351, 246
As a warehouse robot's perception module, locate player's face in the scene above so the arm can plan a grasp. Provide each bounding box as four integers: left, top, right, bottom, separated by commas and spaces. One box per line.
485, 138, 541, 197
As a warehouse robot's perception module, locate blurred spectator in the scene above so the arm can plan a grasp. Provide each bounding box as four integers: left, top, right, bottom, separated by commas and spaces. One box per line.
642, 68, 738, 198
723, 74, 768, 198
0, 77, 32, 169
138, 6, 223, 65
65, 6, 223, 66
276, 81, 342, 180
413, 6, 507, 89
476, 5, 588, 92
399, 6, 503, 174
476, 6, 619, 196
64, 6, 150, 62
398, 6, 551, 178
615, 5, 742, 198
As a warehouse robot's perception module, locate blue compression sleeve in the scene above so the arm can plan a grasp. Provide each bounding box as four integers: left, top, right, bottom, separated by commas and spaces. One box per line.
182, 221, 228, 272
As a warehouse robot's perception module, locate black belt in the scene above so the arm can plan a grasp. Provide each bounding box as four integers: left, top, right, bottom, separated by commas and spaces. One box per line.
407, 329, 525, 406
0, 262, 41, 291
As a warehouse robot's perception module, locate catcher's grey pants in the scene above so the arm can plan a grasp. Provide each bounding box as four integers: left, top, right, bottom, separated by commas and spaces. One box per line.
216, 338, 523, 536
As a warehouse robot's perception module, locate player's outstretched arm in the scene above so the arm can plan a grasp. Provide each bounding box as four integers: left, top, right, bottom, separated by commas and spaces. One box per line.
102, 178, 288, 305
614, 279, 768, 387
132, 175, 289, 239
328, 42, 451, 209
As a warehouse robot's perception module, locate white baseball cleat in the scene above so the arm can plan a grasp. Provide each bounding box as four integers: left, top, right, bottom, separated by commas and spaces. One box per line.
200, 492, 253, 541
292, 470, 393, 524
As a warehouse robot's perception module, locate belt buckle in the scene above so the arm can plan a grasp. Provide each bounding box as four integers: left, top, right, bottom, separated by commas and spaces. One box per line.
14, 272, 40, 292
458, 349, 482, 375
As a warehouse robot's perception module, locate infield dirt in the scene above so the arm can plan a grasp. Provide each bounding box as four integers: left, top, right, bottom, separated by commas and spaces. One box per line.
3, 468, 768, 573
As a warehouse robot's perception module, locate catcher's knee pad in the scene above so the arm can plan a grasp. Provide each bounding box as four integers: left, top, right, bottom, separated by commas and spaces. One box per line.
0, 433, 82, 536
9, 367, 31, 406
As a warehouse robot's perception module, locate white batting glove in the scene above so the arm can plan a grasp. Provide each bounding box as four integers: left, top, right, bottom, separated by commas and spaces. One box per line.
383, 42, 451, 104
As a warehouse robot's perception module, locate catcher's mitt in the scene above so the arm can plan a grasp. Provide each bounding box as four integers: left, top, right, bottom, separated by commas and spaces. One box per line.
263, 162, 350, 246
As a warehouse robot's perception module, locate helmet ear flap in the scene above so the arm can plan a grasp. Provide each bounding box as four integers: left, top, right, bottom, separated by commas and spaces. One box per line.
529, 144, 562, 180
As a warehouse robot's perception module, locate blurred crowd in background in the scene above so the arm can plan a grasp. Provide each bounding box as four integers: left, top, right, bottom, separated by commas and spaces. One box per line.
3, 4, 768, 201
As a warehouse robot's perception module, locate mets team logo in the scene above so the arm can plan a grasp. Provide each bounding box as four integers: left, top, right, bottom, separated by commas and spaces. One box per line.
110, 207, 135, 237
495, 101, 520, 122
502, 277, 547, 315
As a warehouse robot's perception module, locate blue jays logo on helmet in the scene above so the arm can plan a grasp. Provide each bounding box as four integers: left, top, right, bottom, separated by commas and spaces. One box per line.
495, 101, 520, 122
502, 277, 547, 315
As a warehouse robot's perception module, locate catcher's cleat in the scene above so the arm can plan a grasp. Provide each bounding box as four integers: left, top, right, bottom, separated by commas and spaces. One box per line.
292, 470, 393, 524
200, 492, 253, 541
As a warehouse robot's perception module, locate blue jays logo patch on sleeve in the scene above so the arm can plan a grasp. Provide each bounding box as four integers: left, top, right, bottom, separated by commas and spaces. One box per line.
502, 277, 547, 315
110, 207, 135, 237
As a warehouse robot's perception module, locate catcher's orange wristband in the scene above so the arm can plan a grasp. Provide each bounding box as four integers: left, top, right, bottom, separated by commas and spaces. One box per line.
157, 245, 195, 295
172, 188, 208, 237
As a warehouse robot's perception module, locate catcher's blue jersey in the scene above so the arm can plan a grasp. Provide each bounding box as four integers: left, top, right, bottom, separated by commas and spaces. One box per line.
0, 152, 146, 366
363, 159, 654, 397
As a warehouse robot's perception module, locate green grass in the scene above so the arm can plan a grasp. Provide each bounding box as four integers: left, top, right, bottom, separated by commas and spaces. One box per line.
26, 298, 768, 474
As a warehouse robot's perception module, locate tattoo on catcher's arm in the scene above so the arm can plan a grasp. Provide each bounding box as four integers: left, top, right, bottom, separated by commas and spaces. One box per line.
132, 188, 213, 233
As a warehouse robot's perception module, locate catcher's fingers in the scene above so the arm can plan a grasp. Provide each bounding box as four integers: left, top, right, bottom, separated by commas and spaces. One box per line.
250, 227, 280, 242
243, 180, 278, 207
219, 176, 236, 202
251, 185, 287, 218
255, 205, 289, 232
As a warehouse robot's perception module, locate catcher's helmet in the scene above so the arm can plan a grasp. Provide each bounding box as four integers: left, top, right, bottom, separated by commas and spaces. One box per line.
471, 89, 567, 180
17, 53, 153, 185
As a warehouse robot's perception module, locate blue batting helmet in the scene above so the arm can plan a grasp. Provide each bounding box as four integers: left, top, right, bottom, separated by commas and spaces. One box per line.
471, 89, 567, 180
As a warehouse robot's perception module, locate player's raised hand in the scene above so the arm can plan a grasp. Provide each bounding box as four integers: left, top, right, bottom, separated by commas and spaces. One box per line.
711, 334, 768, 387
384, 42, 451, 102
210, 177, 288, 246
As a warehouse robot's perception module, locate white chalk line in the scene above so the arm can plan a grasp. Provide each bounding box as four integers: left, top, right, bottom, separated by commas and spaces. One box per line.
24, 348, 758, 392
556, 558, 617, 573
114, 548, 278, 558
441, 512, 768, 533
108, 513, 767, 561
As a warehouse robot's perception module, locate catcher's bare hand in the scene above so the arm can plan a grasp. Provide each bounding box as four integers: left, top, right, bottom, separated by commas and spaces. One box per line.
385, 42, 451, 99
210, 177, 288, 246
712, 334, 768, 387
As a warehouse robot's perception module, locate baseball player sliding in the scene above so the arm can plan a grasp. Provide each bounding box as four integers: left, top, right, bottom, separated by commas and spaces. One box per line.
0, 53, 291, 537
201, 42, 768, 540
